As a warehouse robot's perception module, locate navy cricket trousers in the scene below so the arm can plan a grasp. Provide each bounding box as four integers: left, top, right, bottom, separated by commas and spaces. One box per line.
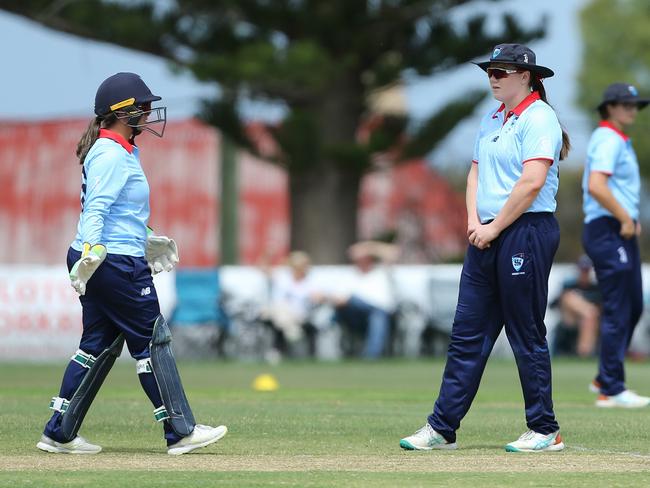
583, 217, 643, 396
44, 248, 181, 444
429, 212, 561, 443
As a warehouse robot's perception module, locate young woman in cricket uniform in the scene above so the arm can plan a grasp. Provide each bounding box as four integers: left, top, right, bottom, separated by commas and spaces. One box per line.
401, 44, 570, 452
37, 72, 227, 455
582, 82, 650, 408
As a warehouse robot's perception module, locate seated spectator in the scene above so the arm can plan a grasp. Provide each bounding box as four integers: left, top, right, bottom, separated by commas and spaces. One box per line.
552, 255, 601, 357
262, 251, 319, 358
315, 241, 398, 359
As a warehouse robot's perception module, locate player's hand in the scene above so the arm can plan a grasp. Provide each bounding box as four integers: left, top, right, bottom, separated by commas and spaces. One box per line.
467, 218, 480, 240
620, 218, 635, 239
70, 243, 107, 296
636, 221, 642, 237
145, 235, 179, 274
468, 223, 499, 250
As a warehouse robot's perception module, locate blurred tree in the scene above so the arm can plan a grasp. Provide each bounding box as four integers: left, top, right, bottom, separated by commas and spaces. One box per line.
579, 0, 650, 177
1, 0, 544, 262
554, 170, 584, 261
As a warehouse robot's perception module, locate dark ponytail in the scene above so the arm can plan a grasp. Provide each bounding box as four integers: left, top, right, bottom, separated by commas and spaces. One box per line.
75, 114, 117, 164
532, 76, 571, 161
76, 117, 102, 165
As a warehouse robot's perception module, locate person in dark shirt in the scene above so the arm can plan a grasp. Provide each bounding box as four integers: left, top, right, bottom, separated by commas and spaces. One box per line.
552, 255, 601, 357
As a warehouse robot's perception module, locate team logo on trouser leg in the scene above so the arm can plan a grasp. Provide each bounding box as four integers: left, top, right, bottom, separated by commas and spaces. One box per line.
511, 253, 525, 275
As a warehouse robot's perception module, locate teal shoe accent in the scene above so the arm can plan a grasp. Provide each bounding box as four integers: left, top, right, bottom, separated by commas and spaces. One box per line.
505, 444, 521, 452
400, 439, 415, 450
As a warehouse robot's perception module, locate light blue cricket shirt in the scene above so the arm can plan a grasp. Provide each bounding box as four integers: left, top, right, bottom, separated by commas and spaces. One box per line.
582, 121, 640, 223
472, 91, 562, 224
71, 129, 150, 256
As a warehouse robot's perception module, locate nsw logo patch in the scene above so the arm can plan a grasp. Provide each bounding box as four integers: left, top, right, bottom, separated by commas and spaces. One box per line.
511, 253, 526, 276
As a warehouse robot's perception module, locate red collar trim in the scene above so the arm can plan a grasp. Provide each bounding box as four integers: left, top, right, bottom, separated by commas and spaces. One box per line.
99, 128, 134, 153
492, 104, 506, 119
599, 121, 629, 142
492, 91, 541, 123
511, 91, 541, 116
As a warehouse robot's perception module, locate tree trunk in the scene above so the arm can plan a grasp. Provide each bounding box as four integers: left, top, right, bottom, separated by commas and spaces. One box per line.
289, 74, 363, 264
289, 165, 361, 264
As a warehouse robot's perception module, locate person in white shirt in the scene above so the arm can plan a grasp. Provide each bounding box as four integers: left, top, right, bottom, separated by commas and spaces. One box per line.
264, 251, 319, 356
319, 241, 398, 359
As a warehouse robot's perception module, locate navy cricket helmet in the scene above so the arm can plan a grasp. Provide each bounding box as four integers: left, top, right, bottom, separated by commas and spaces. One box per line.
94, 72, 167, 137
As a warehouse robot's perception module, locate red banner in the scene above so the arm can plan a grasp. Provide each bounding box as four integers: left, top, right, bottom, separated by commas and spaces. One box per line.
0, 119, 465, 266
0, 119, 289, 266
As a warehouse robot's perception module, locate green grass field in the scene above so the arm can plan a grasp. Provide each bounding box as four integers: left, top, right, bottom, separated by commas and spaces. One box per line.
2, 358, 650, 487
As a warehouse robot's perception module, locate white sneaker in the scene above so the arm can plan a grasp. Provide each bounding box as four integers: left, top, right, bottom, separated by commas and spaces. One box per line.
399, 424, 457, 450
167, 424, 228, 455
588, 379, 600, 394
36, 434, 102, 454
505, 430, 564, 452
596, 390, 650, 408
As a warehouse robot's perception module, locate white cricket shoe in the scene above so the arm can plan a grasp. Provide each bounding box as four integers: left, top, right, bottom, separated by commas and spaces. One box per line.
596, 390, 650, 408
167, 424, 228, 455
505, 430, 564, 452
36, 434, 102, 454
399, 423, 457, 450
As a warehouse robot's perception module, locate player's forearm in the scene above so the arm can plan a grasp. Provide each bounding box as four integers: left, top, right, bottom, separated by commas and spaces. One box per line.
491, 176, 542, 233
588, 179, 632, 223
466, 164, 479, 225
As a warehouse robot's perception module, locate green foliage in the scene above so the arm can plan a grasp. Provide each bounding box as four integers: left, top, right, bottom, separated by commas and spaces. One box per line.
403, 89, 487, 160
274, 109, 322, 171
200, 95, 252, 152
579, 0, 650, 176
366, 115, 409, 154
554, 169, 586, 261
1, 0, 546, 170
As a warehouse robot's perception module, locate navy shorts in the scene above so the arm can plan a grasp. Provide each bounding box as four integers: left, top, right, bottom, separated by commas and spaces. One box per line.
67, 247, 160, 360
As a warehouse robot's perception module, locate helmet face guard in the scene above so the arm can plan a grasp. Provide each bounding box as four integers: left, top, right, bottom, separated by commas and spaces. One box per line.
114, 104, 167, 138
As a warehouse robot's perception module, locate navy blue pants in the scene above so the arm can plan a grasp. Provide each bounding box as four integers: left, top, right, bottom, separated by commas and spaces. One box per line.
583, 217, 643, 396
44, 248, 181, 445
335, 296, 390, 358
428, 213, 560, 443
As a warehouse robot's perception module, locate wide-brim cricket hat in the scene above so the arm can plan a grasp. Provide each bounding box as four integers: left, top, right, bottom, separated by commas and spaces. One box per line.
474, 44, 554, 79
597, 82, 650, 111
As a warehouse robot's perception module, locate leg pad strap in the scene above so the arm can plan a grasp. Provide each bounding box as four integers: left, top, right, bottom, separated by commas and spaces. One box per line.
153, 405, 170, 422
71, 350, 96, 369
49, 397, 70, 413
136, 358, 153, 374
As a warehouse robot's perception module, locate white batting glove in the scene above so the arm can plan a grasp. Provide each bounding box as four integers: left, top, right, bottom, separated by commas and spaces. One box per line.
69, 243, 107, 296
145, 235, 179, 275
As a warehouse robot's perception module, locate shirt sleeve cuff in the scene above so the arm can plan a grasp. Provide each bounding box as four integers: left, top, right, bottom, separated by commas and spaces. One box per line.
522, 157, 554, 166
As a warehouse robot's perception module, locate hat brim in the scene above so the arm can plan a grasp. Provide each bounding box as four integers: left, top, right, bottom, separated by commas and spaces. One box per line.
474, 61, 554, 79
596, 98, 650, 111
